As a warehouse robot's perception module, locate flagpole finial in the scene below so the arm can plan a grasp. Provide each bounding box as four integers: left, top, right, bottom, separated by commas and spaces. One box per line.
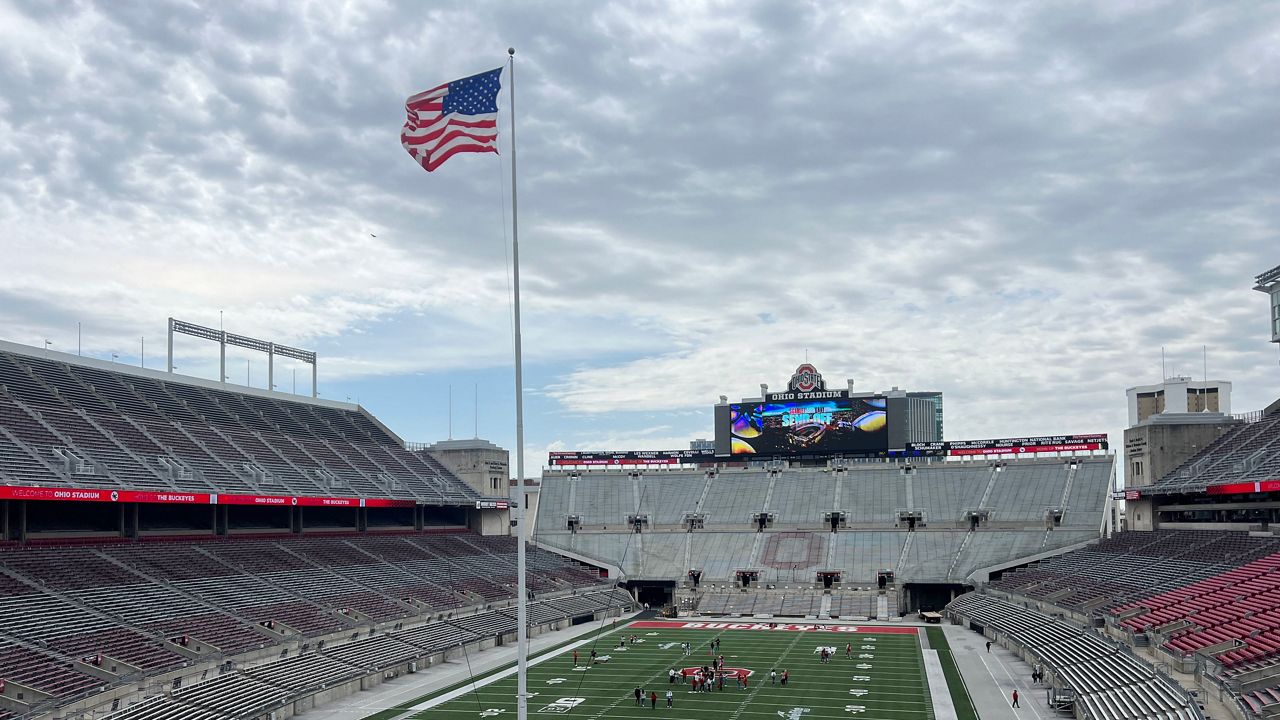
508, 47, 515, 56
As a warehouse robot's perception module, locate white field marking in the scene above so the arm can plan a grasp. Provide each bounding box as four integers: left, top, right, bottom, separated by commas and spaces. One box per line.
727, 628, 809, 720
407, 632, 622, 711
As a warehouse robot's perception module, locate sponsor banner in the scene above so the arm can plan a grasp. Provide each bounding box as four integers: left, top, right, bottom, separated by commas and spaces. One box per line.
1124, 490, 1141, 500
626, 620, 917, 635
902, 433, 1108, 457
0, 485, 414, 508
548, 450, 716, 467
475, 500, 510, 510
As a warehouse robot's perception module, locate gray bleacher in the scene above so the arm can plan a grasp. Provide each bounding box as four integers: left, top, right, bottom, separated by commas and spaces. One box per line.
103, 587, 633, 720
638, 534, 689, 578
912, 464, 990, 522
574, 475, 635, 526
637, 473, 710, 525
988, 464, 1068, 521
768, 471, 829, 524
843, 467, 906, 523
704, 471, 772, 525
828, 532, 905, 580
1067, 460, 1113, 518
537, 473, 573, 531
537, 456, 1112, 585
1146, 411, 1280, 493
948, 593, 1198, 720
0, 346, 486, 504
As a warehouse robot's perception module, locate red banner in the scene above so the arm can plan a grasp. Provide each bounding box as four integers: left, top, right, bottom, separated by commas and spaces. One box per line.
1206, 481, 1280, 496
0, 485, 414, 508
948, 442, 1106, 456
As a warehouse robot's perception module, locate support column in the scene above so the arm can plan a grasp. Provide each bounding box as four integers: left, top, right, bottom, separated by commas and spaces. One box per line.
220, 332, 227, 383
268, 344, 275, 392
166, 318, 174, 373
17, 502, 27, 544
311, 362, 318, 399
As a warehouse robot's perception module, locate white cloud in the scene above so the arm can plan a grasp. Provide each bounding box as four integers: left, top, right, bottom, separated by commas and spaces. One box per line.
0, 0, 1277, 473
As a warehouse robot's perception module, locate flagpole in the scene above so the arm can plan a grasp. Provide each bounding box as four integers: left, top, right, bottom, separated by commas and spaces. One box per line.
507, 46, 530, 720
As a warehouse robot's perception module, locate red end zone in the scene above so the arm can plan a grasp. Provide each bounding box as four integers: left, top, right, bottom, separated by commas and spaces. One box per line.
627, 620, 917, 635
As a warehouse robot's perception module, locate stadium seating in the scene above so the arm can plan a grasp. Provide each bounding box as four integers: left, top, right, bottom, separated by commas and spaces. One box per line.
536, 456, 1111, 585
100, 586, 634, 720
0, 349, 480, 503
0, 531, 606, 713
1147, 411, 1280, 492
993, 530, 1280, 615
948, 593, 1198, 720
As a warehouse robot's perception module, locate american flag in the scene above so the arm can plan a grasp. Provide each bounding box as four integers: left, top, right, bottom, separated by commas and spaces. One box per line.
401, 67, 503, 173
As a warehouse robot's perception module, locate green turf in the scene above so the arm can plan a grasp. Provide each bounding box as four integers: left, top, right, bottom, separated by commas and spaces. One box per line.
924, 627, 977, 720
394, 624, 938, 720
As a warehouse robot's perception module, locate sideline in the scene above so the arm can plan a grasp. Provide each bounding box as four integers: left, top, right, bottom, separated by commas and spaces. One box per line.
407, 630, 630, 712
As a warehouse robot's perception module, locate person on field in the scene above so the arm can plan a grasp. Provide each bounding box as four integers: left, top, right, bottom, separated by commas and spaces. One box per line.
634, 686, 643, 705
771, 669, 777, 685
666, 689, 673, 707
846, 642, 852, 659
573, 650, 578, 666
1012, 690, 1020, 708
650, 691, 657, 709
782, 669, 789, 686
986, 641, 992, 653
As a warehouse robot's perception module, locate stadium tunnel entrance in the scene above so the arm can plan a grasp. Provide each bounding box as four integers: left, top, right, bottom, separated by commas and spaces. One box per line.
623, 579, 676, 609
903, 582, 971, 613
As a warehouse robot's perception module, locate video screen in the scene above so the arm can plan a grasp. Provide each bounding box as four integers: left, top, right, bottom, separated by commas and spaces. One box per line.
728, 397, 887, 457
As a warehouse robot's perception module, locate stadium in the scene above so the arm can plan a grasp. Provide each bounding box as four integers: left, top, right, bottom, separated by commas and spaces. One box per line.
0, 264, 1266, 720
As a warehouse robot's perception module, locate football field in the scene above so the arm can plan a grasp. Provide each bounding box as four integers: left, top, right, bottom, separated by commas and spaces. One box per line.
394, 621, 952, 720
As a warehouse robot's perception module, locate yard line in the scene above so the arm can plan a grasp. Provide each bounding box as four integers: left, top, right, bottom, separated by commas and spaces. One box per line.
730, 630, 812, 720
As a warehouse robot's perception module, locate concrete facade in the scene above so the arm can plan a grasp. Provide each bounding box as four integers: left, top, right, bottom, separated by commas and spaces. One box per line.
1123, 417, 1239, 488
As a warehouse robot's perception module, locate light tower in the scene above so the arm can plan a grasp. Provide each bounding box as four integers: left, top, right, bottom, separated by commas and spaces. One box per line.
1254, 263, 1280, 344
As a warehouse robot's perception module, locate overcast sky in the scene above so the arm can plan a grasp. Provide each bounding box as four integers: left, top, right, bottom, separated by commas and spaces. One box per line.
2, 0, 1278, 474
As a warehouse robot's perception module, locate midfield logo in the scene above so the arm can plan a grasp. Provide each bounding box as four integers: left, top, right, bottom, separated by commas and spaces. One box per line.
776, 708, 811, 720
